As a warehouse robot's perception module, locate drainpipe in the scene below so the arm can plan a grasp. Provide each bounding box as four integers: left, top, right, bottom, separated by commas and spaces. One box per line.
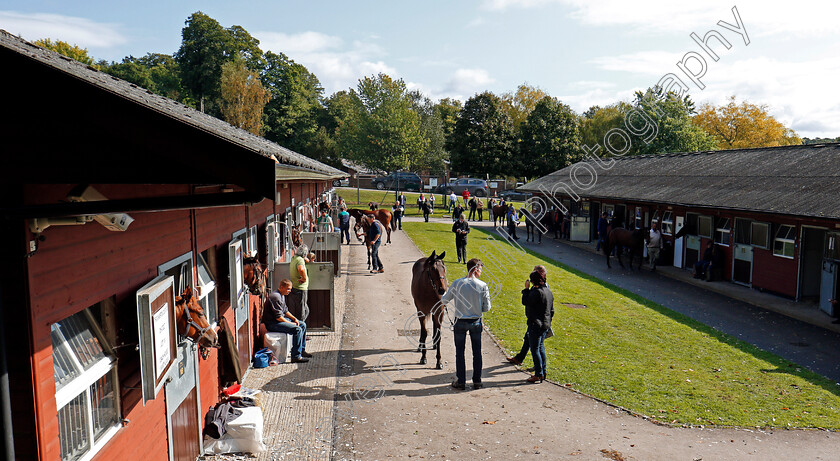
0, 294, 14, 461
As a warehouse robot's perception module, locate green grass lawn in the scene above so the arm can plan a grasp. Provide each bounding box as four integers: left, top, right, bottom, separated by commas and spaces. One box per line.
402, 221, 840, 429
335, 187, 525, 218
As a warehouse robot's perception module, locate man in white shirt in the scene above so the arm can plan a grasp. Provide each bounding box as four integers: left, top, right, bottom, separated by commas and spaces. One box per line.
647, 223, 663, 271
440, 258, 492, 390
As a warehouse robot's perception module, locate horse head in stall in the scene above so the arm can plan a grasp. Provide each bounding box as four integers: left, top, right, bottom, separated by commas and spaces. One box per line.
175, 286, 219, 359
243, 256, 267, 297
410, 250, 448, 369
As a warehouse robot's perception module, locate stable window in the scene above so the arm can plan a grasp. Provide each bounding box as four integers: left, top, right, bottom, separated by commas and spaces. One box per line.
52, 310, 120, 461
247, 225, 258, 257
196, 251, 218, 325
773, 224, 796, 259
603, 204, 615, 218
661, 211, 674, 235
158, 252, 193, 296
715, 218, 731, 246
734, 218, 752, 245
826, 232, 840, 261
698, 215, 713, 238
751, 222, 770, 249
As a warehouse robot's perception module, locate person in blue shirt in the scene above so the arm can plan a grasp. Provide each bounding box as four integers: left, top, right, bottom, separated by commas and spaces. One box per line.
262, 279, 311, 363
440, 258, 491, 390
338, 206, 351, 244
596, 212, 609, 251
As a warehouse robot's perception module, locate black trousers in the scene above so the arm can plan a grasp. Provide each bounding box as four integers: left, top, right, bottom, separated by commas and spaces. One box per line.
456, 240, 467, 262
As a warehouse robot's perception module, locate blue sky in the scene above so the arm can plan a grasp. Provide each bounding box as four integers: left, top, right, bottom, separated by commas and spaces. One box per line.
2, 0, 839, 137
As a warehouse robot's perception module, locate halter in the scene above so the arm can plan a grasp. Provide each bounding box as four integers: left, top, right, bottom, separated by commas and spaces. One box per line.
427, 260, 446, 293
180, 302, 213, 342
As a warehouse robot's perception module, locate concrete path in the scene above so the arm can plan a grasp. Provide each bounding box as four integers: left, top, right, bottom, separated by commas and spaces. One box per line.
332, 224, 840, 460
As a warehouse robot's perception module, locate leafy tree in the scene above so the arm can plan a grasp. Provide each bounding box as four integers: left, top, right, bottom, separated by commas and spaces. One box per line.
410, 91, 449, 174
694, 96, 802, 149
803, 137, 840, 144
580, 102, 631, 149
500, 83, 548, 129
625, 87, 716, 156
520, 96, 582, 177
435, 98, 462, 152
343, 74, 428, 172
219, 60, 270, 135
104, 53, 186, 102
33, 39, 97, 67
450, 91, 517, 177
261, 51, 323, 153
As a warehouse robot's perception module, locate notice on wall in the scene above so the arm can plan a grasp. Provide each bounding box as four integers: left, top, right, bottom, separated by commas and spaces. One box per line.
428, 178, 438, 187
153, 303, 171, 378
489, 182, 498, 189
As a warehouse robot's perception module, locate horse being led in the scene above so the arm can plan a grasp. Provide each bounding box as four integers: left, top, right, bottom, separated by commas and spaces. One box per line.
175, 286, 219, 359
492, 204, 509, 228
348, 208, 393, 243
410, 250, 448, 369
353, 217, 373, 270
604, 227, 649, 270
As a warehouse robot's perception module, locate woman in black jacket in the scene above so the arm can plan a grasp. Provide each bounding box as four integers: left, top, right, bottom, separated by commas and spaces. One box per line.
522, 269, 554, 383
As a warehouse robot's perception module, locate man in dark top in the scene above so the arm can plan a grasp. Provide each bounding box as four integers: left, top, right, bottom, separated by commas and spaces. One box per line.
452, 213, 470, 263
421, 199, 432, 222
468, 197, 477, 221
452, 203, 465, 223
507, 206, 520, 240
596, 212, 609, 251
262, 279, 310, 363
366, 214, 384, 273
694, 242, 715, 279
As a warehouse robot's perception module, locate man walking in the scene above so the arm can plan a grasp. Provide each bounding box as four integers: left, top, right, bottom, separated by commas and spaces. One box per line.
596, 212, 608, 251
448, 191, 457, 213
262, 279, 311, 363
366, 214, 384, 273
452, 213, 470, 263
392, 201, 404, 230
648, 222, 663, 271
441, 258, 491, 390
338, 206, 351, 244
421, 199, 432, 222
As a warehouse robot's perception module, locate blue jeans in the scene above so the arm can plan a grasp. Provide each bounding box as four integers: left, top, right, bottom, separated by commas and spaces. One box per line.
453, 318, 483, 384
527, 326, 548, 376
340, 226, 351, 244
265, 320, 307, 359
371, 240, 383, 270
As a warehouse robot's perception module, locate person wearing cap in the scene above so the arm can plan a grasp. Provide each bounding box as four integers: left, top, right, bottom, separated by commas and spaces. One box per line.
441, 258, 491, 390
262, 279, 311, 363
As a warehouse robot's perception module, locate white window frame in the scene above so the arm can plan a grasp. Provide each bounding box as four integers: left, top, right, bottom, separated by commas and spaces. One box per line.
247, 225, 258, 257
751, 222, 770, 249
157, 251, 193, 296
53, 310, 121, 461
196, 251, 218, 325
773, 224, 796, 259
715, 218, 731, 247
698, 215, 713, 239
661, 211, 674, 236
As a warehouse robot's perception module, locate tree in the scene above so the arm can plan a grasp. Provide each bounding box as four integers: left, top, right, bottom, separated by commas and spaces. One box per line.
500, 83, 548, 129
450, 91, 517, 177
410, 91, 449, 174
580, 102, 631, 149
104, 53, 186, 102
219, 60, 270, 135
33, 39, 97, 67
344, 74, 428, 172
520, 97, 582, 177
435, 98, 462, 152
694, 96, 802, 149
625, 87, 717, 156
261, 51, 323, 153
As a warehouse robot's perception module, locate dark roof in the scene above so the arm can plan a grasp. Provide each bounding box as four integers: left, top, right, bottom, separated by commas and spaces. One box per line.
0, 30, 343, 196
520, 143, 840, 220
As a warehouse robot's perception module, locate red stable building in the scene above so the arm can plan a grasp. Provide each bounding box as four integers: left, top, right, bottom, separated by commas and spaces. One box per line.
0, 32, 342, 461
520, 144, 840, 313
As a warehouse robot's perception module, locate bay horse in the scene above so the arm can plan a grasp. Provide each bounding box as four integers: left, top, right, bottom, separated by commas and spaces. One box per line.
348, 208, 393, 243
410, 250, 448, 369
492, 204, 509, 228
604, 227, 649, 270
175, 286, 219, 359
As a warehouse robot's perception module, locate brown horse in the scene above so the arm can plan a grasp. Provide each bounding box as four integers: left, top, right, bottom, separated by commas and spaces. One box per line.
175, 286, 219, 359
243, 256, 266, 297
492, 204, 509, 228
410, 250, 448, 369
348, 208, 392, 244
604, 227, 649, 270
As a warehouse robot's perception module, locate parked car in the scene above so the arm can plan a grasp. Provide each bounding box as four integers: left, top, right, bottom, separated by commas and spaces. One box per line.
436, 178, 488, 196
499, 189, 530, 201
371, 171, 422, 191
332, 177, 350, 187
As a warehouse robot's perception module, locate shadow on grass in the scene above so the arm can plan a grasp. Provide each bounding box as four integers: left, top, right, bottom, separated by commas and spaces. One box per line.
460, 226, 840, 399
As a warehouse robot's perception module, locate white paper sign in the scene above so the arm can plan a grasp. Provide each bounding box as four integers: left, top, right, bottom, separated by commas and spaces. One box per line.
490, 182, 498, 189
153, 303, 171, 377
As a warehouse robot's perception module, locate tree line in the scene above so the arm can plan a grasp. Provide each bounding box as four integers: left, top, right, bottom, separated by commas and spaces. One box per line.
35, 11, 812, 181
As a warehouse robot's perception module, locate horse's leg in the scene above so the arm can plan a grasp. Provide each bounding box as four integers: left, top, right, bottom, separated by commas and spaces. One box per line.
616, 245, 625, 268
418, 314, 427, 364
386, 226, 391, 244
604, 242, 612, 268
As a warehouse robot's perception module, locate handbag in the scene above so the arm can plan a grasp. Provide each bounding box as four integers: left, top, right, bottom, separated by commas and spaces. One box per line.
545, 327, 554, 339
253, 347, 273, 368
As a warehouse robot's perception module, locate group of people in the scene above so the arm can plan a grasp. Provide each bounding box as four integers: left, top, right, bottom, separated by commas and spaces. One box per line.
440, 259, 555, 389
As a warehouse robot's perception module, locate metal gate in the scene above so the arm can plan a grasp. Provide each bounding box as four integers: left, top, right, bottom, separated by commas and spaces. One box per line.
273, 261, 335, 331
821, 232, 840, 315
685, 235, 701, 268
228, 239, 250, 370
733, 244, 754, 286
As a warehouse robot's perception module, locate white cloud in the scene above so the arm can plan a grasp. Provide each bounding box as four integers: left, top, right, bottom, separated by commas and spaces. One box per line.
589, 51, 684, 76
444, 68, 495, 97
255, 31, 398, 94
0, 10, 126, 48
482, 0, 840, 37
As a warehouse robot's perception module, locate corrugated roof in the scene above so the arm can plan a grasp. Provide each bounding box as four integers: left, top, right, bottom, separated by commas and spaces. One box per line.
520, 143, 840, 219
0, 30, 344, 178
